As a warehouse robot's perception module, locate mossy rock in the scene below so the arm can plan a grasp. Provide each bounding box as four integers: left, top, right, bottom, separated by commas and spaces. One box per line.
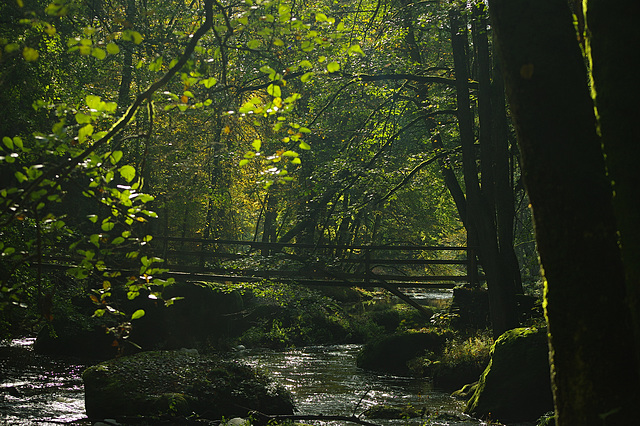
82, 350, 294, 420
465, 327, 553, 422
356, 330, 451, 375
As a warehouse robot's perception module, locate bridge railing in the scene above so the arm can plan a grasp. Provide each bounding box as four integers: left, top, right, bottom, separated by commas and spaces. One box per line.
148, 237, 479, 289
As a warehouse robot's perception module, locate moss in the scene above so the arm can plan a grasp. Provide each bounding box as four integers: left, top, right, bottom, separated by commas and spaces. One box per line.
465, 327, 553, 422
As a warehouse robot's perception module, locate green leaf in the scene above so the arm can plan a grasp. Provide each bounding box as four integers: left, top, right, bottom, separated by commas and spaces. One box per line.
88, 214, 98, 223
12, 137, 23, 150
260, 65, 276, 75
315, 13, 328, 22
291, 157, 302, 165
327, 61, 340, 73
23, 47, 39, 61
111, 237, 125, 245
347, 44, 365, 56
101, 221, 115, 232
2, 136, 13, 149
201, 77, 217, 88
110, 150, 123, 164
299, 60, 313, 68
136, 193, 154, 203
247, 39, 261, 49
75, 112, 92, 124
299, 141, 311, 150
15, 171, 27, 183
91, 47, 106, 60
119, 165, 136, 182
252, 139, 262, 151
301, 72, 314, 83
106, 42, 120, 54
86, 95, 103, 110
267, 84, 281, 97
5, 43, 20, 53
123, 30, 143, 44
78, 124, 94, 143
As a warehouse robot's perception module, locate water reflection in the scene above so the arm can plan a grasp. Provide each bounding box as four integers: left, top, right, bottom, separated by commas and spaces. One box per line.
234, 344, 477, 425
2, 339, 478, 425
0, 338, 88, 425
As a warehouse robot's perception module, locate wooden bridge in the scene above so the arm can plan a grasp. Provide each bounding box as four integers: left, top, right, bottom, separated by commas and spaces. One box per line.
41, 237, 478, 316
148, 237, 479, 291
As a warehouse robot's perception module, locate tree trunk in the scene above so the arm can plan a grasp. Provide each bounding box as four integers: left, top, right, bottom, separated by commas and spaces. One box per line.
585, 0, 640, 381
450, 7, 519, 337
489, 0, 640, 422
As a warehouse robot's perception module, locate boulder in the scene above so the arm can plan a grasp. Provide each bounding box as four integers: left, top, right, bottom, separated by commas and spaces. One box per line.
356, 331, 450, 375
82, 350, 294, 420
464, 327, 554, 423
35, 281, 246, 358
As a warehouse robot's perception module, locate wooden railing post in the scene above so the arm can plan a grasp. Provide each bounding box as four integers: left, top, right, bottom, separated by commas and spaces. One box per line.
365, 248, 371, 286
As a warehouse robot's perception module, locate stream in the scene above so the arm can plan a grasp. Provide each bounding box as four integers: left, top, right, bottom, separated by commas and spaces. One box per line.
1, 338, 480, 426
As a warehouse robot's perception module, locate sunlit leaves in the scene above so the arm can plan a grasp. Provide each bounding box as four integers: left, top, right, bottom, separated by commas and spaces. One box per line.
77, 124, 94, 144
131, 309, 145, 320
247, 39, 262, 49
91, 47, 106, 60
327, 61, 340, 73
122, 30, 143, 45
119, 165, 136, 182
148, 56, 163, 72
23, 47, 39, 61
86, 94, 116, 113
267, 84, 282, 98
200, 77, 217, 88
347, 44, 365, 56
106, 42, 120, 54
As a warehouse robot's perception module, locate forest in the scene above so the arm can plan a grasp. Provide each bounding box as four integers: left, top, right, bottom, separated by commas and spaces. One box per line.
1, 0, 639, 425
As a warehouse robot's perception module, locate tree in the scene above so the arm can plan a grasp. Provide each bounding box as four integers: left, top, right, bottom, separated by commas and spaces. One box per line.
488, 0, 640, 423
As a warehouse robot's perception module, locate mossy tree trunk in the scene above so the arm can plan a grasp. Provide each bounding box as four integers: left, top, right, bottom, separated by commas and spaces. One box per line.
488, 0, 640, 423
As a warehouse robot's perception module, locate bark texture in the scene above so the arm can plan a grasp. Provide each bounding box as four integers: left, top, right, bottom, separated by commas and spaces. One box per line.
489, 0, 640, 423
585, 0, 640, 381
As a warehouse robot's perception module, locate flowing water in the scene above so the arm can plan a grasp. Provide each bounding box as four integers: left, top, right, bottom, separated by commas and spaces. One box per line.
1, 338, 478, 425
0, 337, 89, 425
232, 344, 478, 425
